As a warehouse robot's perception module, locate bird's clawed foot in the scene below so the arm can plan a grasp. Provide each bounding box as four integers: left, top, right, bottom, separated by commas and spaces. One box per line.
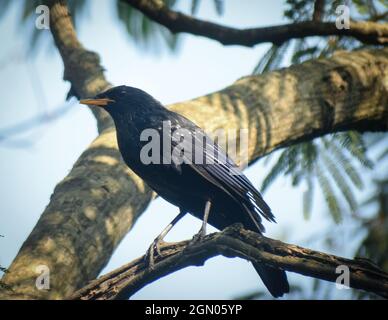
144, 211, 187, 269
189, 200, 211, 245
189, 225, 206, 245
145, 237, 165, 269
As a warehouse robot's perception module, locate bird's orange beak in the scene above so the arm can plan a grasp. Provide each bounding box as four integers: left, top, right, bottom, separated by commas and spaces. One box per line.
79, 98, 115, 107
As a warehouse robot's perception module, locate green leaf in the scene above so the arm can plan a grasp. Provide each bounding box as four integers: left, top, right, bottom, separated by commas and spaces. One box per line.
377, 147, 388, 161
191, 0, 201, 15
334, 132, 374, 169
321, 150, 358, 212
213, 0, 224, 16
284, 145, 300, 175
327, 137, 364, 189
316, 166, 342, 223
300, 141, 318, 173
330, 143, 364, 190
353, 0, 370, 15
252, 42, 291, 74
116, 1, 180, 53
261, 150, 290, 192
291, 45, 319, 64
252, 45, 278, 75
303, 177, 314, 220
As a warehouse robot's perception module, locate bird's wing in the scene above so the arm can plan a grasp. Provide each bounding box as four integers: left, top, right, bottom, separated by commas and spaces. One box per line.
168, 114, 275, 230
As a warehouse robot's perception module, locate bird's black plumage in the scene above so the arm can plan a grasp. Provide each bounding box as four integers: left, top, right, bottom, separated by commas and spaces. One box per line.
82, 85, 289, 297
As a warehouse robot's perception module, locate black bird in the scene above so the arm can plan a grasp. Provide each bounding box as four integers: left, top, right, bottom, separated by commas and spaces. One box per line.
80, 85, 289, 298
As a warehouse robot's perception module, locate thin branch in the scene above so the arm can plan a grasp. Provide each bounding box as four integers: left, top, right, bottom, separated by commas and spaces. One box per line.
123, 0, 388, 46
70, 224, 388, 300
312, 0, 325, 22
0, 101, 73, 132
0, 100, 76, 144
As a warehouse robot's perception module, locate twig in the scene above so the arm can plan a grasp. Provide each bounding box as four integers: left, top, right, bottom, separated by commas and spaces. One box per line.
0, 100, 76, 144
123, 0, 388, 46
70, 224, 388, 300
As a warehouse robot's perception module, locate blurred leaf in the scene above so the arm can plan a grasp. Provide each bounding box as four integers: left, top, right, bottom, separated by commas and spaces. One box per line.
191, 0, 201, 15
377, 148, 388, 161
321, 147, 358, 212
252, 41, 291, 74
261, 150, 290, 192
334, 131, 374, 169
261, 132, 372, 222
353, 0, 370, 15
303, 177, 314, 219
0, 0, 183, 54
291, 45, 319, 64
116, 0, 181, 53
327, 138, 364, 189
252, 45, 278, 74
352, 178, 388, 298
213, 0, 224, 16
0, 0, 13, 20
0, 0, 88, 53
317, 165, 342, 223
0, 266, 8, 273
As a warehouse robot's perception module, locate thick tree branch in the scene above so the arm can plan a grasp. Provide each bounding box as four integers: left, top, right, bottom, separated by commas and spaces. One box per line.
1, 0, 387, 300
48, 0, 112, 132
70, 224, 388, 300
124, 0, 388, 46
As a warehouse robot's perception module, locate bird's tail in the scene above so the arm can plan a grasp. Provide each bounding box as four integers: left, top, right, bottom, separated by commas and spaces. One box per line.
252, 263, 289, 298
242, 205, 289, 298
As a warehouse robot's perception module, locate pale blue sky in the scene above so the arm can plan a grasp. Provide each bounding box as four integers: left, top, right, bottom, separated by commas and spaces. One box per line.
0, 1, 367, 299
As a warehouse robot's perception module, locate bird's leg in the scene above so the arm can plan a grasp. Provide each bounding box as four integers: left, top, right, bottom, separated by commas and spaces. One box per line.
145, 210, 186, 269
192, 200, 211, 243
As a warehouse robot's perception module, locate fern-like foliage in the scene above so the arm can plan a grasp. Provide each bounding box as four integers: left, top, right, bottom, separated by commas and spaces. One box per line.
252, 41, 292, 75
261, 133, 374, 222
255, 0, 386, 222
116, 0, 181, 53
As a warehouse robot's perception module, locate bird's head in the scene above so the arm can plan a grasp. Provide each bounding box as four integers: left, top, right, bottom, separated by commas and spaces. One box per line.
80, 85, 161, 119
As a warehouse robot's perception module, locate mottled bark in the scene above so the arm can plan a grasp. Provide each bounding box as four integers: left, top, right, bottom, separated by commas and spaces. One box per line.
124, 0, 388, 45
0, 0, 387, 300
70, 224, 388, 300
48, 0, 112, 132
